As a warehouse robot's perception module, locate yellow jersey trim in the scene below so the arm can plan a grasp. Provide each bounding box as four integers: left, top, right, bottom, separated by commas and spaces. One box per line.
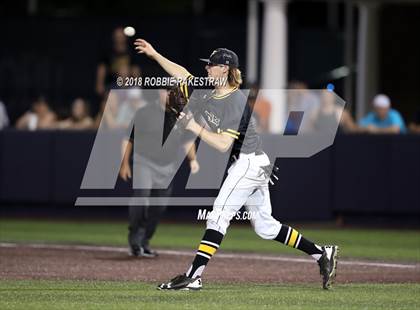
212, 87, 239, 100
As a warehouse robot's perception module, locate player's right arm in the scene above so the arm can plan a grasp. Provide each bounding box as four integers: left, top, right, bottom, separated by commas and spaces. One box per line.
134, 38, 191, 80
119, 139, 132, 181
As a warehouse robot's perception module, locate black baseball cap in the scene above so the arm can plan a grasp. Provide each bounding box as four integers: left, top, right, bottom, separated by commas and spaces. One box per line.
199, 48, 239, 68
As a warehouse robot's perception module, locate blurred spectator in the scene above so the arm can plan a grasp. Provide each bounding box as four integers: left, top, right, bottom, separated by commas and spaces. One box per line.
94, 88, 145, 129
288, 80, 320, 111
94, 98, 107, 129
95, 27, 141, 98
16, 96, 57, 130
116, 88, 144, 127
0, 100, 9, 129
408, 110, 420, 133
359, 94, 406, 134
95, 91, 119, 129
57, 98, 94, 130
287, 80, 320, 132
311, 91, 359, 133
247, 84, 271, 132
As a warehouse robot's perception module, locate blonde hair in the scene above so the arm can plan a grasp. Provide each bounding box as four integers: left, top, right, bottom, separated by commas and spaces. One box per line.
228, 68, 243, 87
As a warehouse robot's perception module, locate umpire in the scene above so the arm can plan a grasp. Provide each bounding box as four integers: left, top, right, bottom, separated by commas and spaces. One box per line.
119, 89, 199, 257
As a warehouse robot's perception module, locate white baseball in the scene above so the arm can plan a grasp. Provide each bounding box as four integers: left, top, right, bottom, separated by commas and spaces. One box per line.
123, 26, 136, 37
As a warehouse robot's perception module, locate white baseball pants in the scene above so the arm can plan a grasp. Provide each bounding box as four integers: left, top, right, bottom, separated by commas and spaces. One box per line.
206, 152, 282, 239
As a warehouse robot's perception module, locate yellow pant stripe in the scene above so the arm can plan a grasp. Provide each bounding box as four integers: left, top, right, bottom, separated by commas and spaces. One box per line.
288, 229, 299, 247
198, 244, 217, 256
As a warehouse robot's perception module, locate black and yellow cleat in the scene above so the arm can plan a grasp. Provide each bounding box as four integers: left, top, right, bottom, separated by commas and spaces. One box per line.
318, 245, 339, 289
157, 274, 202, 291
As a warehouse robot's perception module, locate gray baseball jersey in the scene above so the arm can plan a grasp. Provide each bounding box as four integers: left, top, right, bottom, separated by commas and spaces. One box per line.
186, 86, 263, 157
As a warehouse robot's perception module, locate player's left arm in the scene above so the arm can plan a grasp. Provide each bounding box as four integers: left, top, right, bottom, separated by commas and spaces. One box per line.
185, 118, 234, 153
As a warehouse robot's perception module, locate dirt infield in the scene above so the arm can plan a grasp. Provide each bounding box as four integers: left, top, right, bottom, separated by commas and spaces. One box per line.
1, 243, 419, 284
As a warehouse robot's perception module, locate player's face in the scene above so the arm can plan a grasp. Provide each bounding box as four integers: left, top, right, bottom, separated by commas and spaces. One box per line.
205, 63, 228, 80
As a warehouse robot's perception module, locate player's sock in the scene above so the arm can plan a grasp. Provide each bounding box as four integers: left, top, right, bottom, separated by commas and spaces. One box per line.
186, 229, 224, 278
274, 224, 323, 260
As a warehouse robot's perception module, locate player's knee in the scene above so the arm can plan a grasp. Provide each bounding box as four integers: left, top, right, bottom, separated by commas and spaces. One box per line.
253, 221, 281, 240
254, 227, 275, 240
206, 219, 228, 235
206, 211, 231, 235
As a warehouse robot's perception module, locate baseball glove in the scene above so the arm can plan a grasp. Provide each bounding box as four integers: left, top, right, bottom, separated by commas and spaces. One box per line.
167, 86, 188, 117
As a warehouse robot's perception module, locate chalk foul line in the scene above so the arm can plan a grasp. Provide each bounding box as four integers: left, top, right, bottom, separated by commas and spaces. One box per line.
0, 242, 417, 270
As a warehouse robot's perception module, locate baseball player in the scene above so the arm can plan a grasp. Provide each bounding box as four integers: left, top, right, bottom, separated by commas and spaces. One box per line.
134, 39, 339, 289
120, 89, 199, 257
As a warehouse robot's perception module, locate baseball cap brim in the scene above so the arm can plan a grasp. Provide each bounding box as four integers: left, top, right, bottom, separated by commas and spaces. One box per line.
199, 58, 211, 64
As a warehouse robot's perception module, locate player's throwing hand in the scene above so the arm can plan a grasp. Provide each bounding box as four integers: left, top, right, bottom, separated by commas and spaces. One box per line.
134, 39, 157, 58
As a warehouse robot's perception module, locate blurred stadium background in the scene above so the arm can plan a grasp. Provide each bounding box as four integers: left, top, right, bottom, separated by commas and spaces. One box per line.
0, 0, 419, 222
0, 1, 419, 309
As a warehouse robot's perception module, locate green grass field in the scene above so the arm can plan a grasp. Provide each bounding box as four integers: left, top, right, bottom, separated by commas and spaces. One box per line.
0, 280, 419, 310
0, 219, 419, 309
0, 219, 419, 261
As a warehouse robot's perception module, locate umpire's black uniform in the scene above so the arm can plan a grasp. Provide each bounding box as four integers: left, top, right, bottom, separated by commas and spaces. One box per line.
126, 95, 193, 256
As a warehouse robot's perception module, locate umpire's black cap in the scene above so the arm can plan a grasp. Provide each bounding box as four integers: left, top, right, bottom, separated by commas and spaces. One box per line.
199, 48, 239, 68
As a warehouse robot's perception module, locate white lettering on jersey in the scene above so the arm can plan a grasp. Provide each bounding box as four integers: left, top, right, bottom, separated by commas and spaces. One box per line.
204, 110, 221, 127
